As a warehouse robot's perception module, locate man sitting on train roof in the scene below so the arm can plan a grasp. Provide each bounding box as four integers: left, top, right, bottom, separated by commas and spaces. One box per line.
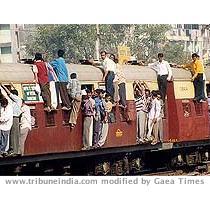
149, 53, 173, 101
183, 53, 206, 103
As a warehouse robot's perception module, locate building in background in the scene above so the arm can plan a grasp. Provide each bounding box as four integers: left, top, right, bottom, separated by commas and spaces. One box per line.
166, 24, 210, 64
0, 24, 21, 63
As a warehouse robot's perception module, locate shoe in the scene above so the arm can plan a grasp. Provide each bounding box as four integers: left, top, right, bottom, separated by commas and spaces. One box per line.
151, 140, 158, 145
199, 99, 206, 103
70, 123, 76, 129
0, 154, 3, 158
61, 106, 71, 110
50, 106, 57, 111
44, 107, 51, 112
147, 136, 154, 142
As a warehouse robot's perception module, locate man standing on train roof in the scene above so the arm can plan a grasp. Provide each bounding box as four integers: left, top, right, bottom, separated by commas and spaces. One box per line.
33, 53, 52, 112
50, 49, 71, 110
183, 53, 206, 103
100, 51, 116, 99
149, 53, 172, 101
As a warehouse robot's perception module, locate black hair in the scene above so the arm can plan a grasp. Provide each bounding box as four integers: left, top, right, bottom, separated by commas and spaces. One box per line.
11, 89, 18, 96
58, 49, 65, 57
145, 89, 150, 94
1, 98, 8, 107
151, 90, 158, 97
86, 89, 91, 94
100, 50, 107, 55
34, 53, 44, 61
70, 73, 77, 79
95, 89, 104, 95
158, 53, 164, 57
105, 93, 111, 98
192, 53, 199, 58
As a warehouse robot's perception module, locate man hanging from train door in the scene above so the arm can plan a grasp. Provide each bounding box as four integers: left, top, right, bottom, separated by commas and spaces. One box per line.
149, 53, 173, 101
183, 53, 206, 103
0, 83, 22, 156
68, 73, 82, 129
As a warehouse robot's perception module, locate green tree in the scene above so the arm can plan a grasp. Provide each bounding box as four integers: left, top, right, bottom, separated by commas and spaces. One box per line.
24, 24, 189, 64
163, 42, 191, 64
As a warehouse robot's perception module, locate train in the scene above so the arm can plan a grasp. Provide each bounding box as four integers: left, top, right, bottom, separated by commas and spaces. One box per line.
0, 62, 210, 175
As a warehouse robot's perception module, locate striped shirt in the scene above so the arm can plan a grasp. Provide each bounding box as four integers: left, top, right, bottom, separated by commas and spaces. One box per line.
135, 95, 151, 113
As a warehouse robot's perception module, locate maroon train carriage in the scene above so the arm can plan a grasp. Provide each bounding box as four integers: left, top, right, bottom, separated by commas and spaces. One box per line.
0, 63, 210, 175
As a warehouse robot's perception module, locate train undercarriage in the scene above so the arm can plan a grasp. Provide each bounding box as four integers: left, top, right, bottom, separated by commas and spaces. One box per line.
1, 140, 210, 176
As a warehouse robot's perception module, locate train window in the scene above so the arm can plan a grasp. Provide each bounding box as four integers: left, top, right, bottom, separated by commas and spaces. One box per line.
194, 103, 203, 116
81, 84, 94, 92
45, 112, 56, 127
30, 108, 38, 128
62, 110, 70, 126
206, 83, 210, 95
182, 103, 192, 118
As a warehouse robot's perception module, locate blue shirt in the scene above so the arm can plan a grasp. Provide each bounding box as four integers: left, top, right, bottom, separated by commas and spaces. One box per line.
50, 57, 69, 82
95, 97, 106, 119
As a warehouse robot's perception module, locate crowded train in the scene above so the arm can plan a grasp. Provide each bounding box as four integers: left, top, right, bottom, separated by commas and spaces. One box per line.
0, 49, 209, 160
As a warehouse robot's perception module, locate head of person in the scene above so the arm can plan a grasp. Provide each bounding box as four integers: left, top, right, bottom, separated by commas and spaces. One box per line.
192, 53, 199, 62
1, 98, 8, 108
135, 88, 142, 97
105, 93, 112, 102
158, 53, 164, 62
95, 89, 104, 98
109, 54, 115, 62
151, 90, 158, 99
85, 89, 92, 98
34, 53, 43, 61
145, 89, 150, 98
70, 73, 77, 79
58, 49, 65, 58
100, 51, 107, 60
156, 90, 162, 100
11, 89, 18, 96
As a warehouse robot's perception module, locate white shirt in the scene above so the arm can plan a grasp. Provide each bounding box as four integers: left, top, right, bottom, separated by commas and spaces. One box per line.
20, 104, 32, 130
102, 57, 116, 74
9, 93, 22, 117
0, 104, 13, 131
148, 98, 161, 119
149, 60, 172, 81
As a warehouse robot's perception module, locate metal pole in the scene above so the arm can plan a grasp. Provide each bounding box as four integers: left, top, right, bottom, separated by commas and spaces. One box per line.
96, 24, 100, 61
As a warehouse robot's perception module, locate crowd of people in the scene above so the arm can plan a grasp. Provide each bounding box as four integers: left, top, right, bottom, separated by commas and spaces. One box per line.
0, 49, 207, 156
0, 83, 32, 157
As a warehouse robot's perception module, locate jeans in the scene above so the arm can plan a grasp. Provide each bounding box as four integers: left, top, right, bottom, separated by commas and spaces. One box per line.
105, 71, 115, 98
193, 74, 205, 100
0, 130, 10, 152
157, 75, 168, 100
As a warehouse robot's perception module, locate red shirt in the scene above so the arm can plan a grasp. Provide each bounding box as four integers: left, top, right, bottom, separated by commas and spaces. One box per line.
34, 61, 49, 84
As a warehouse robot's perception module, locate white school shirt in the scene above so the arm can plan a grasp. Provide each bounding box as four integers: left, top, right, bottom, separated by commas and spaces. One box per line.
20, 104, 32, 130
149, 60, 172, 80
0, 104, 13, 131
102, 57, 116, 74
148, 98, 161, 119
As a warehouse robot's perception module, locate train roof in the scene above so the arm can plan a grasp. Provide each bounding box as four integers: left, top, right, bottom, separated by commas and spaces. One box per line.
0, 63, 194, 83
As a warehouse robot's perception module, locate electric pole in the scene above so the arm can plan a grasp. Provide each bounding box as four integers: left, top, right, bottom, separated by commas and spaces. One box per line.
95, 24, 100, 61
